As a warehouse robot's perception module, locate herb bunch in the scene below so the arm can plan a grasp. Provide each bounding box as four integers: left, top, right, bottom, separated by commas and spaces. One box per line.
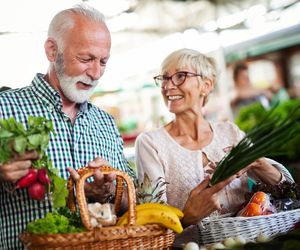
210, 105, 300, 186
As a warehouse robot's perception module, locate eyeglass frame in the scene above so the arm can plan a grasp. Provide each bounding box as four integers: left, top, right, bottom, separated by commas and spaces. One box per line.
153, 71, 203, 88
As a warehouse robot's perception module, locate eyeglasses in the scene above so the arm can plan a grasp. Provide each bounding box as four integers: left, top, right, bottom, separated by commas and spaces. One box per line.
153, 71, 203, 88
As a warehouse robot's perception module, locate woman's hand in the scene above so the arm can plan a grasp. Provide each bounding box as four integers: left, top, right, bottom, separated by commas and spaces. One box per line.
68, 157, 116, 203
243, 158, 282, 184
0, 151, 39, 183
181, 176, 234, 227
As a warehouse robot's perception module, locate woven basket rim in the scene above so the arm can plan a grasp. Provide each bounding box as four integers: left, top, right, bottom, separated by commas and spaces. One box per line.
200, 208, 300, 224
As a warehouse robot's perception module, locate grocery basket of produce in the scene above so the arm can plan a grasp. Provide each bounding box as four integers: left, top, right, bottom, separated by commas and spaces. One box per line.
197, 104, 300, 246
198, 207, 300, 245
20, 166, 180, 250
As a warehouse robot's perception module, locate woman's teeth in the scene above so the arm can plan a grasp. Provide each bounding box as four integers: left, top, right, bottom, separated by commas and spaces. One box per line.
168, 95, 183, 100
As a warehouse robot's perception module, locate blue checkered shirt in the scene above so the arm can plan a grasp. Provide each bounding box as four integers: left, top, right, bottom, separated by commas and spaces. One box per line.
0, 73, 135, 249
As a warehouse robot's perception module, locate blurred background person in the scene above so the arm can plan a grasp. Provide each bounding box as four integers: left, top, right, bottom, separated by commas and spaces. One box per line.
230, 63, 274, 115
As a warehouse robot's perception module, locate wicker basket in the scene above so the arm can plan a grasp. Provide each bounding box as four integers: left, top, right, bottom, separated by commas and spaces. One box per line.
198, 208, 300, 245
20, 166, 175, 249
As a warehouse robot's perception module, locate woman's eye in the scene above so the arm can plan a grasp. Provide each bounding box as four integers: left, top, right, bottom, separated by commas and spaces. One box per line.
176, 73, 186, 80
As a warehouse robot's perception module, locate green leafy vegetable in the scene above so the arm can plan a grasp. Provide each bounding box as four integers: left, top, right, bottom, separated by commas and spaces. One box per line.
26, 212, 85, 234
210, 104, 300, 186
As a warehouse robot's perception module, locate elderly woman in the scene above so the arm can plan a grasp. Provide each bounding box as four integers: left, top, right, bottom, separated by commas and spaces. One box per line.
135, 48, 293, 247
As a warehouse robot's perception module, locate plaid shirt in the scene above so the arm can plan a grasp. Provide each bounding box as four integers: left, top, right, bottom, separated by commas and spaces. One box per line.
0, 73, 135, 249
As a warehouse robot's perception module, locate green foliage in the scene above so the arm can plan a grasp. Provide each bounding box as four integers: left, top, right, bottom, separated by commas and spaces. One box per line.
235, 102, 267, 132
0, 116, 68, 208
235, 99, 300, 160
26, 212, 85, 234
56, 207, 83, 228
0, 116, 54, 163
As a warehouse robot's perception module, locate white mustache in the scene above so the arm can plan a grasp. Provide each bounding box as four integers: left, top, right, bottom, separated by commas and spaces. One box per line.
75, 76, 99, 87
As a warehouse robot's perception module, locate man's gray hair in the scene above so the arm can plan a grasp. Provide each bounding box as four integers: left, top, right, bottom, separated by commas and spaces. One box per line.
48, 3, 106, 49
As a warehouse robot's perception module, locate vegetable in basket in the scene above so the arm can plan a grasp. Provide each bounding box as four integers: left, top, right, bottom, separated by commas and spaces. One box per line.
210, 105, 300, 186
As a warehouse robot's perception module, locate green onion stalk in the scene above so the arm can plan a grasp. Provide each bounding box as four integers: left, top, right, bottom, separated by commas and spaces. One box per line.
210, 105, 300, 186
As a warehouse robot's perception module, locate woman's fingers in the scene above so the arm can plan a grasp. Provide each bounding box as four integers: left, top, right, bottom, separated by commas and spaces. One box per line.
192, 177, 210, 194
210, 175, 234, 193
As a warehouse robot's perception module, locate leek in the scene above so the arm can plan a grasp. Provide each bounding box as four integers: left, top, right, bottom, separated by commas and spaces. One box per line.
210, 105, 300, 186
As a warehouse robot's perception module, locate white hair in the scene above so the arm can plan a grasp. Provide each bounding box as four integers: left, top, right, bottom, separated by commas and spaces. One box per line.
161, 48, 218, 87
47, 3, 106, 49
160, 48, 219, 105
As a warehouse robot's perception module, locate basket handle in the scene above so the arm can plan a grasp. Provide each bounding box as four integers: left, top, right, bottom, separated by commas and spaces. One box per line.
67, 166, 136, 230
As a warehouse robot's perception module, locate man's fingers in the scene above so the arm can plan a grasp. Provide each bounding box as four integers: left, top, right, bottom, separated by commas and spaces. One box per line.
88, 158, 109, 168
68, 167, 80, 181
8, 160, 32, 171
93, 169, 105, 186
15, 151, 39, 161
105, 173, 116, 182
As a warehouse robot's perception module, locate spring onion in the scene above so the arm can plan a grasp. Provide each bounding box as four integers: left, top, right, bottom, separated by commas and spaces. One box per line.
210, 105, 300, 185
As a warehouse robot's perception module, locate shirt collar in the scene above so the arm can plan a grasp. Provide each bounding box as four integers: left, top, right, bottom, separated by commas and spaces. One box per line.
32, 73, 92, 113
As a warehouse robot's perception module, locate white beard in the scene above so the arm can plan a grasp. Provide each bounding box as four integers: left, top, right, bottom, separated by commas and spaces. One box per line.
58, 74, 98, 103
55, 52, 99, 103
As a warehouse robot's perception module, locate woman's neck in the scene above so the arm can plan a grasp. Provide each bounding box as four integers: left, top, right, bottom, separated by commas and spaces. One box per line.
165, 113, 213, 150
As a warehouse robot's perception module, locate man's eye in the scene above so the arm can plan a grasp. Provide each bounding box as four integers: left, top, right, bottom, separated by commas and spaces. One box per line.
100, 60, 107, 66
78, 57, 92, 63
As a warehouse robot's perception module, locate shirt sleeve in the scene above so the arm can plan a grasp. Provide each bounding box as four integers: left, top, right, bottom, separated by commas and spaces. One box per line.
135, 132, 167, 203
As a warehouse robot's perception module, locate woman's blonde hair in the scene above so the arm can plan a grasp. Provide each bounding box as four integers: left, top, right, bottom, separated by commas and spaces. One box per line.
160, 48, 218, 105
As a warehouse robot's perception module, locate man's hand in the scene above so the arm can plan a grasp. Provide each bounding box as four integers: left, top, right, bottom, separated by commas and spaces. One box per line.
68, 157, 116, 203
0, 151, 39, 183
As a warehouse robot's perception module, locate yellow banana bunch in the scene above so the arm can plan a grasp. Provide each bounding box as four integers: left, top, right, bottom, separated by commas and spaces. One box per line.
117, 203, 184, 234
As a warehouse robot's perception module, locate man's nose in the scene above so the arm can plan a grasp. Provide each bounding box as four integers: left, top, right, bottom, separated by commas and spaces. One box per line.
87, 61, 102, 81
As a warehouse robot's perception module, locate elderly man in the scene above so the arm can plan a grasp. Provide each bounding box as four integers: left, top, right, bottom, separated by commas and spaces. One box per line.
0, 4, 134, 249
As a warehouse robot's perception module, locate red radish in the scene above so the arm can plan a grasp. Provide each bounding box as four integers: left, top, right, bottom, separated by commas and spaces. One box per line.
15, 168, 38, 189
28, 182, 46, 201
37, 168, 51, 184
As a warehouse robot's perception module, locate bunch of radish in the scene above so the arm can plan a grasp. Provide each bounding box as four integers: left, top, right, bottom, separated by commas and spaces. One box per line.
15, 167, 51, 201
1, 116, 68, 208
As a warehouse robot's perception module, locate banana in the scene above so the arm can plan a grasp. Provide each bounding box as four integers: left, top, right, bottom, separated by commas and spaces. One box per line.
135, 203, 184, 219
117, 203, 183, 234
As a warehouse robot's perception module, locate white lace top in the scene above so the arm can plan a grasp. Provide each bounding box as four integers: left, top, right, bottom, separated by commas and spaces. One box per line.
135, 120, 292, 246
135, 121, 250, 212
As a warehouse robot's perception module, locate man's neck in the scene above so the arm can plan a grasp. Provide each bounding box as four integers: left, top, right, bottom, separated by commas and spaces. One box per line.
62, 102, 78, 124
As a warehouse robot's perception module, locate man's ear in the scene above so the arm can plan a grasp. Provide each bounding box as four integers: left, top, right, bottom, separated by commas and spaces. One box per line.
44, 38, 58, 62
